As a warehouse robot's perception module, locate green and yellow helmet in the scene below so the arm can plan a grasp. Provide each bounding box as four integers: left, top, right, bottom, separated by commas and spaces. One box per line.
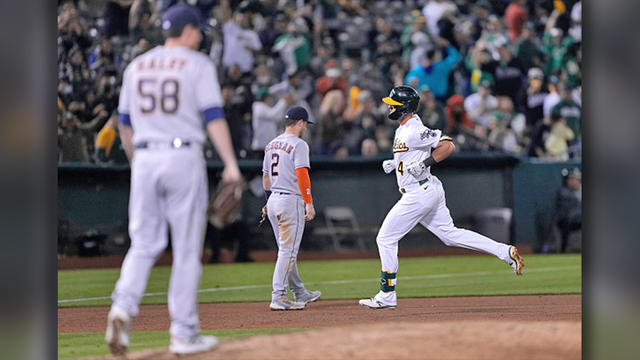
382, 85, 420, 120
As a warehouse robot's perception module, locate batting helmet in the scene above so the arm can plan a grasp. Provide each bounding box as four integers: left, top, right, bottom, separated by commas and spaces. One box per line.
382, 85, 420, 120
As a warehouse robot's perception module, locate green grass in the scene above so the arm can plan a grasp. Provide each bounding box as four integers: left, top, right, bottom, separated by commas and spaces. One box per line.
59, 254, 580, 306
59, 328, 306, 360
59, 254, 581, 359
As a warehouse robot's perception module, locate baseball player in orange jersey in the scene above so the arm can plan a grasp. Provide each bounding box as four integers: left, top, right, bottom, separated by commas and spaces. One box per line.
359, 86, 524, 309
105, 4, 242, 355
262, 106, 321, 310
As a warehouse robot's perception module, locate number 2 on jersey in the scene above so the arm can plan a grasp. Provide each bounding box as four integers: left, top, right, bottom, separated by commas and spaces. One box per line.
138, 78, 180, 114
398, 161, 404, 176
271, 153, 280, 176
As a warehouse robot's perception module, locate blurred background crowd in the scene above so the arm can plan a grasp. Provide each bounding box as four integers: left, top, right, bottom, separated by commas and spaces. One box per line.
57, 0, 581, 164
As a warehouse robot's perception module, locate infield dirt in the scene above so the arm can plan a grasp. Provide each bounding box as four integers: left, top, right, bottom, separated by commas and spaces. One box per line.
61, 294, 580, 359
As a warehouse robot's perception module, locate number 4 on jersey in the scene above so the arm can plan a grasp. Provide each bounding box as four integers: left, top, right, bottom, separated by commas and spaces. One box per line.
398, 161, 404, 176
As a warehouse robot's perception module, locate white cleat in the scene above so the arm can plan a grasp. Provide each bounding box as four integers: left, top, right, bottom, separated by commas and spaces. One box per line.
270, 295, 305, 310
359, 297, 396, 309
170, 334, 219, 355
509, 245, 525, 275
294, 290, 322, 304
105, 306, 131, 356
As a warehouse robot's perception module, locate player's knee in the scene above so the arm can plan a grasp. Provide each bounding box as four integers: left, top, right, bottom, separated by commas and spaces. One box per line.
435, 226, 460, 247
376, 234, 394, 249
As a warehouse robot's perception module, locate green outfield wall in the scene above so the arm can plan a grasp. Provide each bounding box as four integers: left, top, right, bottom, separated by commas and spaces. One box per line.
57, 154, 580, 253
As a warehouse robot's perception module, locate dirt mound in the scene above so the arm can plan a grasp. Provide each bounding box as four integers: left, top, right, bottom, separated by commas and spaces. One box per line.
87, 320, 580, 360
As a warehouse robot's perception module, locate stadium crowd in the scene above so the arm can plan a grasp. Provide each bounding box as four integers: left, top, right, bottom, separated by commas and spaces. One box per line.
57, 0, 581, 163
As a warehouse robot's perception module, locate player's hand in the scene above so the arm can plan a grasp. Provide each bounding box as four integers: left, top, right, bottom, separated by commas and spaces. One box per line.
262, 205, 267, 215
406, 161, 427, 179
382, 159, 396, 174
304, 203, 316, 221
222, 165, 243, 183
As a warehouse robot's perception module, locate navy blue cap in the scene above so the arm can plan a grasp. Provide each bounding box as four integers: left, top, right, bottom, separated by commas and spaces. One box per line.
285, 106, 313, 124
162, 4, 204, 32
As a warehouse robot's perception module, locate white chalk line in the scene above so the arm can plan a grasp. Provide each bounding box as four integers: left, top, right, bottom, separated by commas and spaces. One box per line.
58, 265, 580, 304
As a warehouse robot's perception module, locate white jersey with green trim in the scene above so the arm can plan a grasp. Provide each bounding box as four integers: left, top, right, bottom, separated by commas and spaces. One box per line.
392, 114, 448, 189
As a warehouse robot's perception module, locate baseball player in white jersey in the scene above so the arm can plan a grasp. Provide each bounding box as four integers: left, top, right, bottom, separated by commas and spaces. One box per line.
359, 86, 524, 309
262, 106, 322, 310
105, 4, 242, 355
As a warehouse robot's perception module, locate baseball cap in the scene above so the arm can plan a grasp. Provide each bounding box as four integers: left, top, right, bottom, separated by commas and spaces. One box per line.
561, 167, 581, 179
528, 67, 544, 79
162, 4, 205, 32
285, 106, 313, 124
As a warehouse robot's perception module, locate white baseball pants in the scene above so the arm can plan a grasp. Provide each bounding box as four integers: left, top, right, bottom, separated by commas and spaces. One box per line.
375, 176, 512, 303
267, 193, 307, 300
111, 147, 208, 340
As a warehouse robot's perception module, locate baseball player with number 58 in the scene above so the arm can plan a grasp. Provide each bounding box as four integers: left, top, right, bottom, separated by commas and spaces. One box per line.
359, 86, 524, 309
105, 3, 242, 356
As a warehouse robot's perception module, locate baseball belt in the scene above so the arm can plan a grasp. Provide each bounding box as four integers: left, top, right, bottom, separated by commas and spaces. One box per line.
134, 138, 192, 149
399, 178, 430, 194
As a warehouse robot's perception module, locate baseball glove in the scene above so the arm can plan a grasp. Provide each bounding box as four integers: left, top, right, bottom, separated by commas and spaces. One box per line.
207, 179, 245, 229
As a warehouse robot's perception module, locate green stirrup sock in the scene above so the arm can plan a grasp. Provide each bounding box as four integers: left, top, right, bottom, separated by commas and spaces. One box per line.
380, 271, 397, 292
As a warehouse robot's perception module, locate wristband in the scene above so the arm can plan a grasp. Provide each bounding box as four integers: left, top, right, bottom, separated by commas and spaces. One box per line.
422, 156, 437, 168
264, 190, 272, 201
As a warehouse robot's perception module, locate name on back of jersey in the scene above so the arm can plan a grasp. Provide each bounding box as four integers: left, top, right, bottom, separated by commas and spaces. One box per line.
137, 57, 187, 72
265, 140, 294, 154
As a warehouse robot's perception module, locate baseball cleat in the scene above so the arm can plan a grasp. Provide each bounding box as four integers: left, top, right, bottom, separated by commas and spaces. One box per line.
294, 289, 322, 304
270, 295, 305, 310
359, 298, 396, 309
170, 334, 218, 355
105, 305, 131, 356
509, 245, 525, 275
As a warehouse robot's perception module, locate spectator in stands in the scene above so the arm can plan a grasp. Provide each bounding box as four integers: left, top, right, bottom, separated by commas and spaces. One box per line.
445, 94, 473, 137
481, 39, 525, 106
542, 9, 576, 76
464, 80, 498, 129
555, 167, 581, 253
527, 113, 552, 158
495, 96, 527, 147
551, 83, 581, 141
250, 88, 293, 158
569, 1, 582, 42
487, 112, 520, 154
543, 75, 561, 119
544, 109, 575, 161
220, 0, 263, 73
417, 86, 447, 131
102, 0, 133, 38
273, 19, 312, 76
361, 138, 379, 158
514, 21, 543, 71
221, 82, 250, 158
464, 42, 494, 93
504, 0, 527, 43
518, 67, 547, 127
422, 0, 457, 38
409, 31, 432, 70
89, 38, 121, 75
405, 37, 461, 102
56, 0, 581, 160
478, 15, 508, 60
317, 67, 348, 119
58, 112, 90, 162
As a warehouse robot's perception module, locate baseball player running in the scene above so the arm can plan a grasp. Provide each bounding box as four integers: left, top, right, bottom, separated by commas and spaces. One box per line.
359, 86, 524, 309
105, 4, 242, 355
262, 106, 321, 310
